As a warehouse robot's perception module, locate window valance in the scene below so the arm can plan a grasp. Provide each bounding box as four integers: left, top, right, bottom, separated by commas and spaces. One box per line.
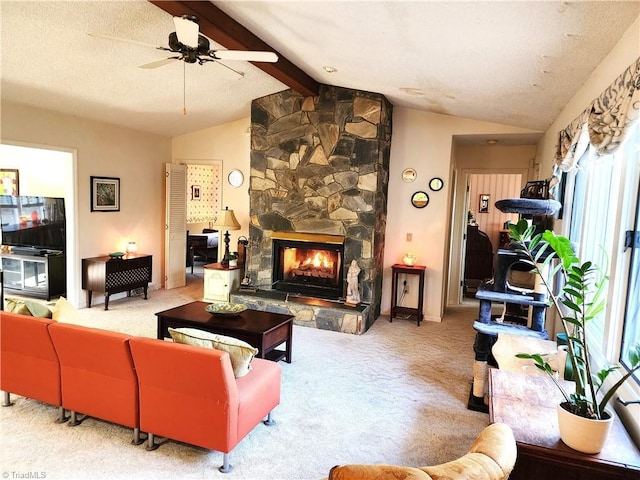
555, 57, 640, 172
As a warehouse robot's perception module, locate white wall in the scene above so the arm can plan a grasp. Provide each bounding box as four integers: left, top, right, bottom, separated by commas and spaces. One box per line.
0, 145, 71, 196
1, 102, 172, 307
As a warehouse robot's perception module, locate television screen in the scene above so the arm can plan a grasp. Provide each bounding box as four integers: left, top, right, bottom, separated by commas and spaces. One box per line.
0, 195, 66, 251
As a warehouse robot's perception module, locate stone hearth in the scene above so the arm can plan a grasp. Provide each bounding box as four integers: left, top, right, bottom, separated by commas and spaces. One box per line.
230, 290, 370, 335
243, 84, 392, 334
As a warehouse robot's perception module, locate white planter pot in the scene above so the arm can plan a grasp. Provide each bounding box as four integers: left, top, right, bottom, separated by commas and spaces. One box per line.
557, 403, 613, 454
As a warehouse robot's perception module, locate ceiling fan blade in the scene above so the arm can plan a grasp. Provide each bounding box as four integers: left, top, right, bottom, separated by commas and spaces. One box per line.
213, 61, 246, 79
87, 32, 164, 50
173, 15, 199, 49
138, 57, 178, 69
212, 50, 278, 63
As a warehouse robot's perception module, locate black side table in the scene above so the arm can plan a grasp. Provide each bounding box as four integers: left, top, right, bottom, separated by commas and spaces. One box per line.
390, 264, 426, 326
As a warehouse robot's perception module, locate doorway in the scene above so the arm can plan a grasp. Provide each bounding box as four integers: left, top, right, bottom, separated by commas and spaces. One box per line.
463, 173, 521, 298
448, 168, 528, 306
0, 143, 78, 305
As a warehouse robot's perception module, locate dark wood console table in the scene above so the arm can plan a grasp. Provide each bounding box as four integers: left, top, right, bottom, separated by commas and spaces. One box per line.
489, 368, 640, 480
390, 264, 426, 326
82, 253, 152, 310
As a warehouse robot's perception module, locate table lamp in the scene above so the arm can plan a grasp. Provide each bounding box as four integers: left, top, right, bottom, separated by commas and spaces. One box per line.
211, 206, 241, 267
126, 241, 138, 255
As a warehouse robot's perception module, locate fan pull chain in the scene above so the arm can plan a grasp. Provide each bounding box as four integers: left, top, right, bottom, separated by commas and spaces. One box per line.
183, 62, 187, 115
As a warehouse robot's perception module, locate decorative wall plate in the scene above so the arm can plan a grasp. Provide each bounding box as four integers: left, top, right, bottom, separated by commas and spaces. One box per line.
429, 177, 444, 191
411, 191, 429, 208
402, 168, 417, 183
228, 169, 244, 188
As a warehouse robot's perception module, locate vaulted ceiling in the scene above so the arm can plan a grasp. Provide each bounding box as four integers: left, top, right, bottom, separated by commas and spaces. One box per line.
1, 1, 638, 139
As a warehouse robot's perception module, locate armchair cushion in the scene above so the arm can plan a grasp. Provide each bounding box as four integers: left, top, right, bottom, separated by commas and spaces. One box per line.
168, 327, 258, 378
328, 423, 516, 480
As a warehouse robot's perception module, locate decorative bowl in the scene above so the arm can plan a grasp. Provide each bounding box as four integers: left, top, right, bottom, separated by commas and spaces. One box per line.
108, 252, 125, 259
205, 301, 247, 316
403, 252, 417, 266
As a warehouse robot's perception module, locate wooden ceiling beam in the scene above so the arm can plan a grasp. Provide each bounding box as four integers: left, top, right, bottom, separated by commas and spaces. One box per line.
148, 0, 319, 97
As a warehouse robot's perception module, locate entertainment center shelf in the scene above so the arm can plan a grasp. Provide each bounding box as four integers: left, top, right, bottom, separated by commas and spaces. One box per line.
0, 251, 66, 301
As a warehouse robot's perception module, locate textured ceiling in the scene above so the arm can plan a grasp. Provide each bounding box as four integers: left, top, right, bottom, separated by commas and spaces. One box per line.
1, 1, 638, 139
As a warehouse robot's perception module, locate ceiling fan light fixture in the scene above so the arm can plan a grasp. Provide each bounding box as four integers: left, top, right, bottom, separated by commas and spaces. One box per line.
94, 13, 276, 75
174, 15, 199, 49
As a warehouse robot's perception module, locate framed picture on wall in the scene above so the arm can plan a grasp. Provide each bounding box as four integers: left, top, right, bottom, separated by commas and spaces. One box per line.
191, 185, 201, 200
0, 169, 19, 195
479, 194, 490, 213
521, 180, 549, 199
91, 176, 120, 212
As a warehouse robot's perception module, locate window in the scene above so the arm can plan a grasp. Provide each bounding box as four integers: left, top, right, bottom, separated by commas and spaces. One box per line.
565, 122, 639, 386
567, 150, 619, 347
621, 181, 640, 379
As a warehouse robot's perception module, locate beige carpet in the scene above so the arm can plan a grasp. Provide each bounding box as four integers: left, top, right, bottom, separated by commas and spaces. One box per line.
1, 271, 488, 479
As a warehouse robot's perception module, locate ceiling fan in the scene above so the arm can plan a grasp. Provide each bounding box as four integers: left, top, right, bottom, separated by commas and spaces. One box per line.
89, 14, 278, 76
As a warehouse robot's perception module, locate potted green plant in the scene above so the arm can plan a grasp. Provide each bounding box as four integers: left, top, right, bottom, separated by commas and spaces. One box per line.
228, 252, 239, 267
509, 219, 640, 453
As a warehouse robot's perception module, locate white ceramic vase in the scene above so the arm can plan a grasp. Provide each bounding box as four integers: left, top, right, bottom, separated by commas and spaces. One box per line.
557, 403, 613, 454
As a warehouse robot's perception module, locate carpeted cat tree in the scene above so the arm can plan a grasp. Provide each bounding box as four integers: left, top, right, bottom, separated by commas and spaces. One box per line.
468, 196, 561, 412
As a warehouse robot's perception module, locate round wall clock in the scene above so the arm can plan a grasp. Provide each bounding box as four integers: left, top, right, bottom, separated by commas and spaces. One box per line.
429, 177, 444, 192
228, 169, 244, 188
402, 168, 417, 183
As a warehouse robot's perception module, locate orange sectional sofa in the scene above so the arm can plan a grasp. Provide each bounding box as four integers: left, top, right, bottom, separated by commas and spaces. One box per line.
0, 311, 282, 472
130, 337, 282, 472
48, 321, 142, 444
0, 312, 65, 422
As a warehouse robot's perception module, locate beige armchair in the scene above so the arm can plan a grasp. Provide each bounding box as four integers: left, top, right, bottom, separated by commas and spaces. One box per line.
328, 422, 516, 480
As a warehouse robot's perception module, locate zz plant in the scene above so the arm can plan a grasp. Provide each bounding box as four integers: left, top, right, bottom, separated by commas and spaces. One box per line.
509, 219, 640, 420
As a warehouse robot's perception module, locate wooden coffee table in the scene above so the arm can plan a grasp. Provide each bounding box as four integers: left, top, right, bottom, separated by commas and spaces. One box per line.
156, 301, 293, 363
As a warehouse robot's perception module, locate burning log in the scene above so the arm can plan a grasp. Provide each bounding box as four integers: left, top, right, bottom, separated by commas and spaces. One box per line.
292, 265, 334, 279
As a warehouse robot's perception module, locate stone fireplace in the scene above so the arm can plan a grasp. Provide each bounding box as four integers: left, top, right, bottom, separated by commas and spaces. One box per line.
232, 84, 392, 334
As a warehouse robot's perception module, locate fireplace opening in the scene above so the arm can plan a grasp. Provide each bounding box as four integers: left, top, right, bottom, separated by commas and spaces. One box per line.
272, 233, 345, 299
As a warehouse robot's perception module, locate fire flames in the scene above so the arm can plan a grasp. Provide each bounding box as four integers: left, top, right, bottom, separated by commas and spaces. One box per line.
283, 248, 337, 280
303, 252, 333, 269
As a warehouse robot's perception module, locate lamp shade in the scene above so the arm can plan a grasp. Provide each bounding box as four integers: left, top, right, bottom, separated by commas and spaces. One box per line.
126, 241, 138, 254
211, 207, 241, 231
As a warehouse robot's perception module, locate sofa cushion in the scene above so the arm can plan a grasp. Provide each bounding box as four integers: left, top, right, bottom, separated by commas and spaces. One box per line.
168, 327, 258, 378
51, 296, 84, 324
4, 298, 31, 316
5, 297, 52, 318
